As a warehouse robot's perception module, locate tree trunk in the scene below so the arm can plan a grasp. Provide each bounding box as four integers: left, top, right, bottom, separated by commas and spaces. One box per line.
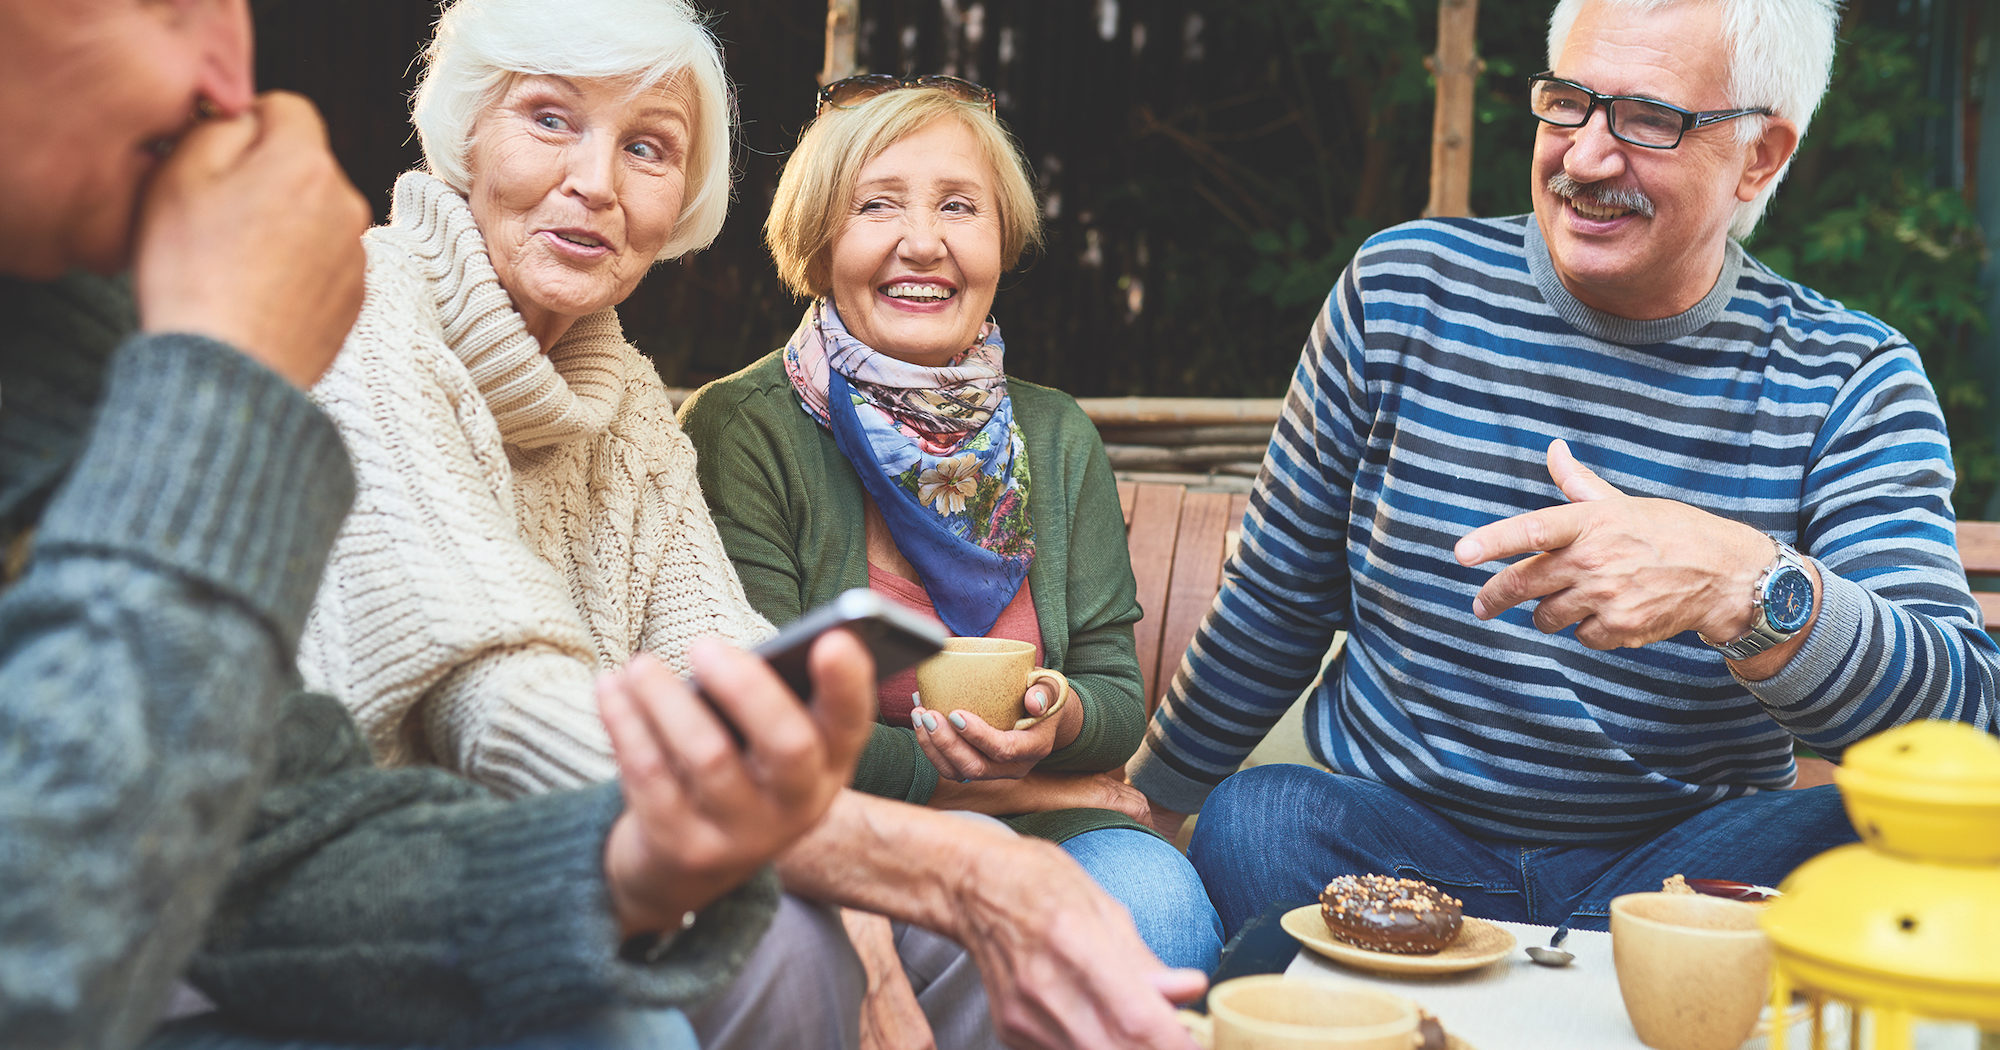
1425, 0, 1481, 217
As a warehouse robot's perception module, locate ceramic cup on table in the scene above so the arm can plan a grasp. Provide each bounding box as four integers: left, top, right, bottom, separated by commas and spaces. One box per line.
1179, 976, 1421, 1050
912, 637, 1068, 731
1611, 892, 1774, 1050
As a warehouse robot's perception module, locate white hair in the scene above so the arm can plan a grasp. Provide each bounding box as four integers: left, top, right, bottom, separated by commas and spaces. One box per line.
411, 0, 736, 260
1547, 0, 1840, 239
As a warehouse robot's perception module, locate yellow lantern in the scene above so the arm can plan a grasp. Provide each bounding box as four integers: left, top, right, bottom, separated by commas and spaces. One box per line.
1760, 721, 2000, 1050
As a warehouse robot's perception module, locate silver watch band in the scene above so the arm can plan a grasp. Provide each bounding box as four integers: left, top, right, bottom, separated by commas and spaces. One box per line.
1699, 535, 1804, 660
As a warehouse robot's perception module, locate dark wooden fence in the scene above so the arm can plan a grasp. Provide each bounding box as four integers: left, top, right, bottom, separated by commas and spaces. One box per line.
252, 0, 1524, 399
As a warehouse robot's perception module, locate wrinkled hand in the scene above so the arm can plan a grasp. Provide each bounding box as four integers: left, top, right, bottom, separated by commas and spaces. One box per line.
135, 92, 369, 389
1453, 439, 1772, 651
599, 633, 876, 936
960, 838, 1206, 1049
929, 771, 1152, 823
1140, 797, 1190, 841
841, 909, 937, 1050
911, 676, 1080, 781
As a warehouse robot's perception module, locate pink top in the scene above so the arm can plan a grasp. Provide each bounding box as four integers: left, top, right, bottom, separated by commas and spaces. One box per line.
867, 564, 1042, 726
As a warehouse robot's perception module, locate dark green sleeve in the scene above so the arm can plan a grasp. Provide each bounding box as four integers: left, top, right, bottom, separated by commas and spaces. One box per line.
182, 692, 779, 1045
0, 274, 356, 1050
680, 376, 940, 806
678, 382, 810, 627
1039, 408, 1147, 773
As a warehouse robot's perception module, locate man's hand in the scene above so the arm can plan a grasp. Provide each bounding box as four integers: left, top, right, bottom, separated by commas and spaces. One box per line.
134, 92, 370, 389
1453, 439, 1780, 651
910, 679, 1081, 781
779, 793, 1204, 1050
598, 633, 876, 937
957, 837, 1206, 1049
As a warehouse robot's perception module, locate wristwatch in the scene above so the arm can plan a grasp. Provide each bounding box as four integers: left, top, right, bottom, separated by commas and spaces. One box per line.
1700, 534, 1815, 660
618, 909, 698, 965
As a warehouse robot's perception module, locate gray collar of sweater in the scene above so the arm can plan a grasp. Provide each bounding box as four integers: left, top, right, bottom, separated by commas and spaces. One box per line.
1524, 217, 1744, 345
383, 170, 633, 451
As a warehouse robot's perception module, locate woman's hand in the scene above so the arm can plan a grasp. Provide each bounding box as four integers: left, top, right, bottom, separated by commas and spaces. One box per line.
910, 678, 1082, 781
928, 771, 1152, 822
597, 634, 876, 937
840, 909, 937, 1050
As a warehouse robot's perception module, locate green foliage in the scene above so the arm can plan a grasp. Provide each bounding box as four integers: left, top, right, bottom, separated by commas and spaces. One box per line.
1752, 22, 1993, 511
1134, 1, 1990, 509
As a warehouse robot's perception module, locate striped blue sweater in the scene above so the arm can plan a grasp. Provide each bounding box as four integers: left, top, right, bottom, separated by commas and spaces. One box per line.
1127, 215, 2000, 843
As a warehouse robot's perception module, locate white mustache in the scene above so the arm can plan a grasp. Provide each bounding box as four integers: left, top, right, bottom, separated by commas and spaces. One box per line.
1547, 172, 1656, 218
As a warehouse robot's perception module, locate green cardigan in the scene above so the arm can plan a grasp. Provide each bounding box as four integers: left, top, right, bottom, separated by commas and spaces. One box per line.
680, 350, 1147, 843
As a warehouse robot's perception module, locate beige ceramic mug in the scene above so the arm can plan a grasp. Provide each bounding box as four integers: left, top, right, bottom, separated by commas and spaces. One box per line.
1610, 892, 1774, 1050
1179, 976, 1421, 1050
912, 637, 1068, 731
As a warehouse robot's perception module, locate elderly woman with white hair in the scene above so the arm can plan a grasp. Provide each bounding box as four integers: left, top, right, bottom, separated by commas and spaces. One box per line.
300, 0, 767, 790
296, 1, 882, 1047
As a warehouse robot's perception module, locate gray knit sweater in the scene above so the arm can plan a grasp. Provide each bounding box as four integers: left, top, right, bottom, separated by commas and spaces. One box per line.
0, 274, 777, 1049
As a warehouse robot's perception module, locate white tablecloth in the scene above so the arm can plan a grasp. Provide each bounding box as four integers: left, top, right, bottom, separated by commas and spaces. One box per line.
1281, 919, 1980, 1050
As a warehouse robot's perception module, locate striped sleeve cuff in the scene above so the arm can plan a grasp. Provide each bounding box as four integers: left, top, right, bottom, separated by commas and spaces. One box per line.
1125, 741, 1225, 814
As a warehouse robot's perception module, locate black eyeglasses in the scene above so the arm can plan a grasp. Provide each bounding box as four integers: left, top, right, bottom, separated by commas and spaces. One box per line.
815, 74, 997, 117
1527, 72, 1771, 150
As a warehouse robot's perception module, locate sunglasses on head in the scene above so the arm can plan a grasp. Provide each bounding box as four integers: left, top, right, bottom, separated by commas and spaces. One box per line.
815, 74, 997, 117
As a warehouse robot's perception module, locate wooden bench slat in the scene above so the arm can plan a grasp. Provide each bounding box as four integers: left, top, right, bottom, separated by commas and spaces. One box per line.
1117, 481, 1136, 529
1957, 521, 2000, 576
1125, 484, 1186, 709
1150, 492, 1237, 716
1977, 594, 2000, 632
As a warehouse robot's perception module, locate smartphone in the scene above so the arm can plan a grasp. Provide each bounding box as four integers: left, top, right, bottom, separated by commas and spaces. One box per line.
751, 588, 949, 700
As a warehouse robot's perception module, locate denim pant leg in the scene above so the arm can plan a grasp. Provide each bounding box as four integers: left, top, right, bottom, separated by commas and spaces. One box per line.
1059, 827, 1224, 973
143, 1009, 697, 1050
1552, 784, 1858, 930
1186, 764, 1529, 938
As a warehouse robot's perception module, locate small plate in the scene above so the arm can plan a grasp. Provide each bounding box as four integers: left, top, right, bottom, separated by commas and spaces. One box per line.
1281, 905, 1518, 975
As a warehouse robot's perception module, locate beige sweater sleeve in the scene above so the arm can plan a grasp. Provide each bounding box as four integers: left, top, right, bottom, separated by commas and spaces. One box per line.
620, 376, 776, 666
298, 243, 614, 795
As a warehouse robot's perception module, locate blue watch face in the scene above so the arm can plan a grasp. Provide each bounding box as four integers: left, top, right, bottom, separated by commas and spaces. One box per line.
1765, 564, 1815, 633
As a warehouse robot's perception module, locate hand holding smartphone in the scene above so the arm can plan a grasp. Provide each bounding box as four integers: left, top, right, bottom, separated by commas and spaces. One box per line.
749, 589, 948, 700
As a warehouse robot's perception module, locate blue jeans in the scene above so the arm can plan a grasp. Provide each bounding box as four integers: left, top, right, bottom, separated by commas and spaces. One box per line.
1061, 827, 1224, 974
144, 1009, 696, 1050
1187, 764, 1857, 939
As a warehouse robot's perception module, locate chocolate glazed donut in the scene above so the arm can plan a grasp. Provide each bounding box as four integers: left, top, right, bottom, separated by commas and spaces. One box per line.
1319, 874, 1464, 954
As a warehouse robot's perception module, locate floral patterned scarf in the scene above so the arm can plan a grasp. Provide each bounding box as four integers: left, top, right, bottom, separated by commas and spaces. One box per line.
785, 301, 1034, 637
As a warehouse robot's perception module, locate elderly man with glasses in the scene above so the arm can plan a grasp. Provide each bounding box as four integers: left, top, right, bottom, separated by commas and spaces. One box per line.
1128, 0, 2000, 939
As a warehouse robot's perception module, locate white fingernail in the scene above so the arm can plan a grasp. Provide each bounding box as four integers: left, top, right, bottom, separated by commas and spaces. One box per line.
948, 712, 967, 731
924, 712, 940, 732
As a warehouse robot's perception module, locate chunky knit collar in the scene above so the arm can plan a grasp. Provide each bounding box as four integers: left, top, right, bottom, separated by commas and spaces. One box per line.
387, 170, 627, 450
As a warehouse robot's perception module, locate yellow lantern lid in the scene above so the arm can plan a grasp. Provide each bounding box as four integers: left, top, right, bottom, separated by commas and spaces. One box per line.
1834, 721, 2000, 864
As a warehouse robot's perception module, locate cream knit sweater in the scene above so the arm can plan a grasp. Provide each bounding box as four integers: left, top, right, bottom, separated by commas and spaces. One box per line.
300, 171, 772, 798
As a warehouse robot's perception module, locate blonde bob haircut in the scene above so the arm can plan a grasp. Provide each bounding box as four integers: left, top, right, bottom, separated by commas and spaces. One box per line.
410, 0, 736, 261
766, 87, 1043, 300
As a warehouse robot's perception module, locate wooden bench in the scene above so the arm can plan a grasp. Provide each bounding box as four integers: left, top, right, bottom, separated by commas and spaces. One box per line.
1115, 483, 1998, 791
1118, 481, 1249, 718
1960, 520, 2000, 631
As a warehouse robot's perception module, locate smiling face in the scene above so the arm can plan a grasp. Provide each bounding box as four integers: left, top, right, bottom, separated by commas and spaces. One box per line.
828, 119, 1003, 366
0, 0, 254, 278
465, 73, 691, 349
1532, 0, 1794, 319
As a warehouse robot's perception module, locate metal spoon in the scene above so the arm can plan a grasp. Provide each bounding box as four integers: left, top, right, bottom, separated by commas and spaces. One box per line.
1525, 925, 1574, 967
